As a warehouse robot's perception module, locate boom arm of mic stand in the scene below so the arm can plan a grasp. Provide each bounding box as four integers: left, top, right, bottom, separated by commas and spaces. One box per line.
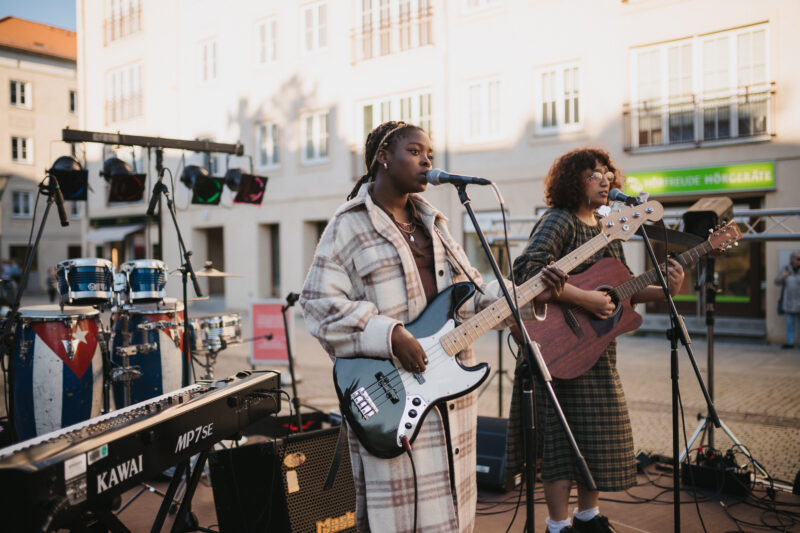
453, 184, 597, 493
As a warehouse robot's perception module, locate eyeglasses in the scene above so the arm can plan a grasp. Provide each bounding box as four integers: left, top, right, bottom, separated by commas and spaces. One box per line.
586, 171, 615, 183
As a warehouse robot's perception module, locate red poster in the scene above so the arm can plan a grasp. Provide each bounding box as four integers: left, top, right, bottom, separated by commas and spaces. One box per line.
250, 300, 290, 365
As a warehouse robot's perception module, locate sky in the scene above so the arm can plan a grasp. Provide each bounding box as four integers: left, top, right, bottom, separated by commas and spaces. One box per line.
0, 0, 76, 31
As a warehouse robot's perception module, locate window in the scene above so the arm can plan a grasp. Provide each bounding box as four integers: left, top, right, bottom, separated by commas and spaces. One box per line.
355, 0, 433, 62
69, 201, 82, 219
12, 191, 33, 218
10, 80, 31, 108
104, 0, 142, 44
627, 23, 770, 150
465, 79, 501, 142
301, 110, 330, 164
303, 1, 328, 53
200, 39, 218, 81
69, 90, 77, 114
462, 0, 501, 12
256, 122, 280, 169
361, 90, 433, 143
105, 63, 143, 124
535, 63, 581, 135
256, 18, 278, 65
11, 137, 33, 163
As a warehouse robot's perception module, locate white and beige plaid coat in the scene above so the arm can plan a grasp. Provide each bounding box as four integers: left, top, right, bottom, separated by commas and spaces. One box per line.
301, 185, 543, 533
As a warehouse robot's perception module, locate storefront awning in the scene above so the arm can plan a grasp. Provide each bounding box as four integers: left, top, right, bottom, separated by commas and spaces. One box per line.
85, 224, 144, 243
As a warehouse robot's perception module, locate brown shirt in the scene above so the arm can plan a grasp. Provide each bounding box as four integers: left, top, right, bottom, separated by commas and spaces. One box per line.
371, 194, 438, 304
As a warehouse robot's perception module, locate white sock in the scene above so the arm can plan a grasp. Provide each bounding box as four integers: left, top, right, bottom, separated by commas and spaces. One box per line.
574, 506, 600, 522
545, 517, 572, 533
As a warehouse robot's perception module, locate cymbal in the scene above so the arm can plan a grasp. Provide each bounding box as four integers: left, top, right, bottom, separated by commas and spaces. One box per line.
171, 261, 243, 278
194, 267, 243, 278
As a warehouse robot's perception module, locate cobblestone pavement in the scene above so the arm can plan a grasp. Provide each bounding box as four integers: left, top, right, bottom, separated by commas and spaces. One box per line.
3, 295, 799, 486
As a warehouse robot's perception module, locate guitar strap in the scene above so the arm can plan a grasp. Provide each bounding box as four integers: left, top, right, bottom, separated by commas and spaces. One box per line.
323, 419, 348, 491
433, 226, 485, 295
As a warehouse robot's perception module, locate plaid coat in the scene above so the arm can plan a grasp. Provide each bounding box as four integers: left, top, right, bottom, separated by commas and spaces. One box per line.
301, 184, 543, 533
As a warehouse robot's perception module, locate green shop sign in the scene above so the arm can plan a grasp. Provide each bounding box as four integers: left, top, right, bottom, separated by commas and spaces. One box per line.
624, 161, 775, 196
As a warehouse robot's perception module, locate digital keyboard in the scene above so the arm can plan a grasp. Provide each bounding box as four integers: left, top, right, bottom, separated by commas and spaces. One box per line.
0, 370, 280, 531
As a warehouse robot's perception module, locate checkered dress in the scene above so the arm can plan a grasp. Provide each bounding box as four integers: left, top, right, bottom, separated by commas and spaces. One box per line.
507, 207, 637, 491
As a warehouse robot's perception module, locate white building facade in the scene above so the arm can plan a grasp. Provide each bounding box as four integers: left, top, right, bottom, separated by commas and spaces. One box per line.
77, 0, 800, 343
0, 17, 82, 293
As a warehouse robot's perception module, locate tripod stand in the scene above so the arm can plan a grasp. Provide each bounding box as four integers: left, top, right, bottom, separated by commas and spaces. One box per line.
678, 256, 768, 479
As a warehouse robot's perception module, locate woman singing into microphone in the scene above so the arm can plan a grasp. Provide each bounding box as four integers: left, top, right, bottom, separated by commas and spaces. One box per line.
300, 120, 566, 532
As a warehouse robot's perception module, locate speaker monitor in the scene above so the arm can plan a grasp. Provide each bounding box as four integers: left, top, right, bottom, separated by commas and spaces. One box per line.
476, 416, 521, 492
682, 196, 733, 238
209, 427, 356, 532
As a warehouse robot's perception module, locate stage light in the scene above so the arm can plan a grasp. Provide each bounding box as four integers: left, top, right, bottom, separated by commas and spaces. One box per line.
101, 156, 146, 203
233, 174, 267, 205
191, 176, 224, 205
224, 168, 243, 191
223, 167, 267, 205
180, 165, 209, 189
49, 155, 88, 200
101, 157, 131, 183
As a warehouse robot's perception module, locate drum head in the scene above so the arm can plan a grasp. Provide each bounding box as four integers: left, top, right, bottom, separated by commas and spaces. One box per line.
57, 258, 114, 269
18, 304, 99, 319
120, 259, 167, 271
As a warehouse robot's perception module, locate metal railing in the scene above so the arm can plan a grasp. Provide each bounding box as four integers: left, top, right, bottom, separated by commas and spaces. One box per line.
486, 207, 800, 245
622, 84, 775, 151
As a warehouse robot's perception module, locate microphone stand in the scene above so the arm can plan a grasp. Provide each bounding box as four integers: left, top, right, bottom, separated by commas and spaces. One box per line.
147, 172, 206, 532
635, 221, 720, 533
454, 184, 596, 531
0, 177, 64, 442
281, 293, 303, 432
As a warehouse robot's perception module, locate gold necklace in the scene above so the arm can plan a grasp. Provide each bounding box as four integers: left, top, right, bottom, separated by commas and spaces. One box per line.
394, 219, 416, 241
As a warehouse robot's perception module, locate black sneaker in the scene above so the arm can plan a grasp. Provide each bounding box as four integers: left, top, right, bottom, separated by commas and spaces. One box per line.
544, 527, 575, 533
572, 514, 618, 533
782, 344, 794, 349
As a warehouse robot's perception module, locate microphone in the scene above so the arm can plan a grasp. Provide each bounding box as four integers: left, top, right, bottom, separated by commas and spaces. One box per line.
51, 176, 69, 226
146, 178, 162, 216
426, 169, 491, 186
608, 188, 643, 206
146, 148, 165, 216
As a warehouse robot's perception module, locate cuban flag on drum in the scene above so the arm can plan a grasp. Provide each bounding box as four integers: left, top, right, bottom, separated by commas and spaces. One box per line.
13, 313, 104, 441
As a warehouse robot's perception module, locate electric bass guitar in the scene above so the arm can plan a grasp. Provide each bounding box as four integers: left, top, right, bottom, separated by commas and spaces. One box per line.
524, 220, 742, 379
333, 201, 664, 458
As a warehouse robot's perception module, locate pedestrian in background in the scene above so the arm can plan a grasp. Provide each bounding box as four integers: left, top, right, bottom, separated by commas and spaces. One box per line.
775, 250, 800, 349
47, 267, 59, 303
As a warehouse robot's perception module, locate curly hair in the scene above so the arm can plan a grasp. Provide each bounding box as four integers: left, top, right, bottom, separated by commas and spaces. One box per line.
544, 148, 622, 211
346, 120, 424, 201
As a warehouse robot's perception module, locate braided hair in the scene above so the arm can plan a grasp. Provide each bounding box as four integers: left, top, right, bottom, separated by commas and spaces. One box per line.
346, 120, 424, 201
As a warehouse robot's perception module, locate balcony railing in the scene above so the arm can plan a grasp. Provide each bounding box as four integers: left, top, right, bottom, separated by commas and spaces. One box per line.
350, 4, 434, 64
103, 6, 142, 45
623, 83, 775, 151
